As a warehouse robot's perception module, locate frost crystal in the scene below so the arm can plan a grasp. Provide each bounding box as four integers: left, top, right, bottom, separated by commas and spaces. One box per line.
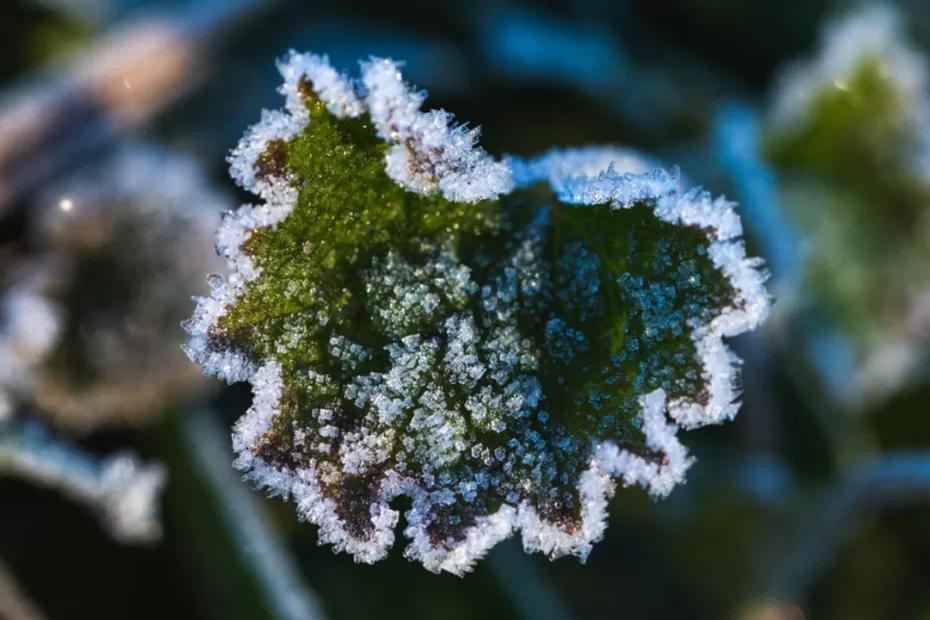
509, 145, 657, 194
185, 53, 770, 574
361, 57, 513, 202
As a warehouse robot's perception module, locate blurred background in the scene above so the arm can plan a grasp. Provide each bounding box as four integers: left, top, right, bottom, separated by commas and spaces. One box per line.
2, 0, 930, 618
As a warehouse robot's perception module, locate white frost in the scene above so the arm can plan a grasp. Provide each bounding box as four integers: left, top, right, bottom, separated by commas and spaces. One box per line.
595, 389, 693, 497
361, 57, 513, 202
509, 145, 657, 192
278, 51, 363, 120
770, 4, 930, 141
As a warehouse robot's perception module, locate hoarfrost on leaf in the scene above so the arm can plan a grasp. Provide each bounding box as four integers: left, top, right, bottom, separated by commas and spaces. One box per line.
508, 145, 657, 194
770, 4, 930, 147
765, 4, 930, 407
184, 52, 770, 574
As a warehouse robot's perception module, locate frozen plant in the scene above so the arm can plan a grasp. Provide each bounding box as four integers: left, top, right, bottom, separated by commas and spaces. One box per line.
0, 182, 177, 544
765, 4, 930, 406
14, 144, 228, 431
184, 52, 770, 574
0, 260, 60, 422
0, 420, 165, 543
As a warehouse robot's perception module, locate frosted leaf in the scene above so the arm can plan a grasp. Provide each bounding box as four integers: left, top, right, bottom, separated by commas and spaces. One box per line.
770, 4, 930, 143
185, 53, 770, 574
15, 144, 228, 431
768, 4, 930, 184
765, 4, 930, 406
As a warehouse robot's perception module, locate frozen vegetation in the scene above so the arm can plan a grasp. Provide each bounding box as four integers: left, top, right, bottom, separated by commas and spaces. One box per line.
0, 421, 165, 543
1, 144, 228, 552
763, 4, 930, 407
184, 52, 770, 574
19, 145, 225, 430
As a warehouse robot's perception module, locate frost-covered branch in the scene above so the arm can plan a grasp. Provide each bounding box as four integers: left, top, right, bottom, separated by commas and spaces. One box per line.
0, 420, 165, 543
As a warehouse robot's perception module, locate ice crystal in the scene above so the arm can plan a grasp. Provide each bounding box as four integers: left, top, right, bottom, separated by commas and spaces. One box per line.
185, 52, 769, 574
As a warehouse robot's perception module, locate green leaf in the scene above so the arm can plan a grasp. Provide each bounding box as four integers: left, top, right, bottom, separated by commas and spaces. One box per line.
764, 5, 930, 404
184, 53, 769, 574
